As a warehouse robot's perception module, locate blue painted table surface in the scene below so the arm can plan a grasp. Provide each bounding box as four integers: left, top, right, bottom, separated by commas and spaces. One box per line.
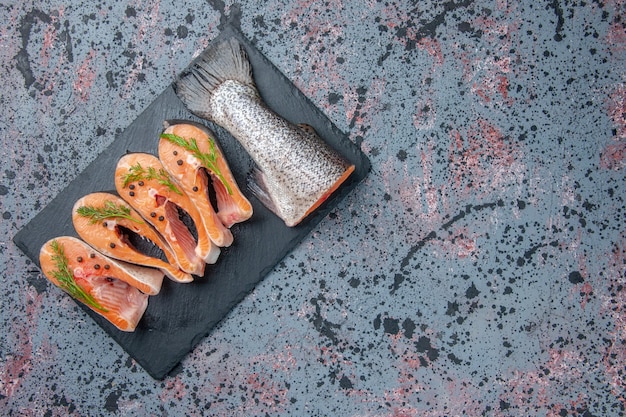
1, 1, 625, 416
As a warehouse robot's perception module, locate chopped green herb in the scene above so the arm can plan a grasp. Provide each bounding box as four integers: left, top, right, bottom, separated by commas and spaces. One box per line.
76, 201, 143, 224
49, 240, 108, 312
160, 133, 233, 195
122, 162, 182, 195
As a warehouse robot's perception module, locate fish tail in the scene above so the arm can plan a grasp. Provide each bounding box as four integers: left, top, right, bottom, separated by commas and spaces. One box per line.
176, 38, 254, 121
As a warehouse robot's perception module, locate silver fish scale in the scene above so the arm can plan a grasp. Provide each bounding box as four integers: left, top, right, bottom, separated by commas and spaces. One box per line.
209, 79, 351, 226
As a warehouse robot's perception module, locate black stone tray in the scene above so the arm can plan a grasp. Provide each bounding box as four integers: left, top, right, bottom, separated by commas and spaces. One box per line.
13, 26, 370, 380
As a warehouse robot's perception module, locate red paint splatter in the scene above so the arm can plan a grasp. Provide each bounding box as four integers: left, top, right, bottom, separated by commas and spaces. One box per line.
600, 84, 626, 170
389, 139, 450, 238
571, 251, 592, 310
579, 281, 594, 310
600, 141, 626, 170
453, 8, 520, 107
417, 37, 444, 67
466, 54, 514, 106
344, 77, 386, 143
243, 373, 289, 412
0, 287, 44, 402
606, 84, 626, 139
280, 0, 349, 109
440, 226, 479, 260
377, 4, 446, 68
605, 22, 626, 57
39, 20, 57, 68
160, 374, 187, 402
251, 343, 298, 374
73, 50, 97, 102
119, 0, 166, 98
360, 329, 490, 416
448, 119, 524, 197
413, 98, 436, 130
499, 349, 589, 416
180, 342, 292, 415
600, 236, 626, 406
377, 2, 411, 34
0, 353, 32, 400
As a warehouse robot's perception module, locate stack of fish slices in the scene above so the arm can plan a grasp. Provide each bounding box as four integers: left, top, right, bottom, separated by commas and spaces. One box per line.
39, 122, 253, 332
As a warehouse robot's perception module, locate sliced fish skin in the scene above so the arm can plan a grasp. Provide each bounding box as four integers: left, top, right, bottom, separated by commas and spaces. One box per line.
114, 153, 218, 275
72, 192, 194, 284
160, 122, 253, 228
159, 122, 248, 246
39, 236, 152, 332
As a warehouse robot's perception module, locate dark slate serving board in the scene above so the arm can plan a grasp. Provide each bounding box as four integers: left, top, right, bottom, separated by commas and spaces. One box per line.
13, 25, 370, 380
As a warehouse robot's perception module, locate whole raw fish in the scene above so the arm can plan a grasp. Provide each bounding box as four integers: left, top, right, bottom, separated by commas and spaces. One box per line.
175, 38, 355, 227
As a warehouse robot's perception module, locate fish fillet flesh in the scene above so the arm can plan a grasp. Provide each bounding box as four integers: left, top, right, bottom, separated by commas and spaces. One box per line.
115, 153, 219, 275
73, 192, 193, 284
39, 236, 153, 332
159, 122, 251, 243
175, 38, 355, 227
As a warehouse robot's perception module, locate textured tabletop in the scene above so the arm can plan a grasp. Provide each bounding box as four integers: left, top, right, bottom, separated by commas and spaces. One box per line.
1, 1, 625, 416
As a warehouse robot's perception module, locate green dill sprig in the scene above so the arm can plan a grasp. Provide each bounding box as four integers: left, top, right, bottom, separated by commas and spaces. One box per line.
160, 133, 233, 195
76, 201, 143, 224
49, 240, 108, 312
122, 162, 182, 195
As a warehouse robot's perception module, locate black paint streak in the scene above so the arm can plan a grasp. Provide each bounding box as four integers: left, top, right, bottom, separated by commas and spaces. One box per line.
310, 294, 341, 344
398, 0, 475, 51
413, 0, 476, 43
59, 21, 73, 63
379, 0, 475, 65
14, 9, 73, 88
389, 273, 405, 295
400, 231, 437, 271
441, 209, 467, 231
548, 0, 566, 41
399, 200, 502, 273
26, 270, 48, 294
206, 0, 242, 30
15, 9, 51, 88
104, 389, 122, 412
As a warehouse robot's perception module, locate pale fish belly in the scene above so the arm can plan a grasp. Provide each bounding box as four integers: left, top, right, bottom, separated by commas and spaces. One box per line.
209, 79, 352, 226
